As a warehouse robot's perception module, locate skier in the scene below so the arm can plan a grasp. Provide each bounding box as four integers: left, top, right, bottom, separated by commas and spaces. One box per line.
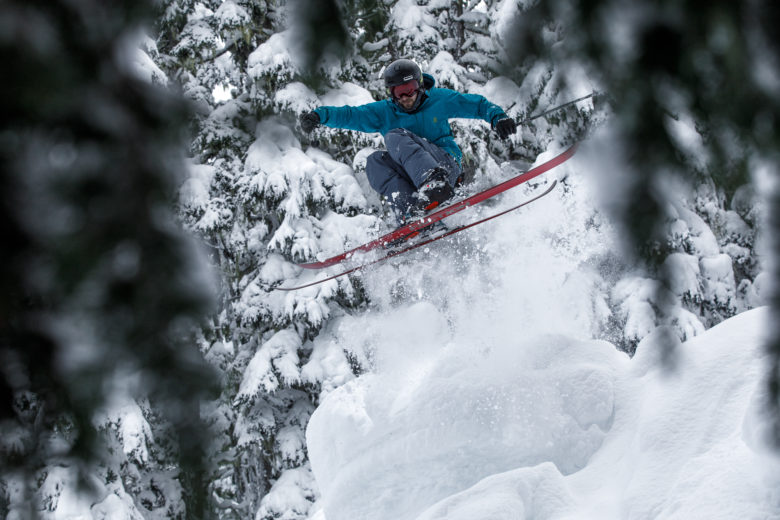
299, 59, 517, 222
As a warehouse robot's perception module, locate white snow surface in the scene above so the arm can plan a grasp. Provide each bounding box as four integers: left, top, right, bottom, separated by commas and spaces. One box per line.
307, 306, 779, 520
303, 147, 779, 519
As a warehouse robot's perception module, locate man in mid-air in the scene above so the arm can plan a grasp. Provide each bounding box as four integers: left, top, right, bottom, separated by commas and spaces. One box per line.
300, 58, 517, 223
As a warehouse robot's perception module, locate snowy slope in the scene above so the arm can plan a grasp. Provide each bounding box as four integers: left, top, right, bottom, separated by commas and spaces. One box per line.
303, 146, 779, 519
307, 307, 778, 520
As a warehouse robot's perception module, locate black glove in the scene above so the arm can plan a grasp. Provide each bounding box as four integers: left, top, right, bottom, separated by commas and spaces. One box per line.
494, 117, 517, 139
300, 111, 320, 133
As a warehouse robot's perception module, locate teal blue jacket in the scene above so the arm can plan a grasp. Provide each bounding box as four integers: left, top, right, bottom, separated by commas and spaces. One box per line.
313, 74, 508, 164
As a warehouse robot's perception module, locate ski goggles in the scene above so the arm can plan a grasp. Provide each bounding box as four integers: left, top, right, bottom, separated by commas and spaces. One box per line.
391, 80, 420, 99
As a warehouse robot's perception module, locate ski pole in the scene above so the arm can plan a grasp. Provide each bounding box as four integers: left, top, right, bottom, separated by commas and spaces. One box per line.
517, 91, 601, 125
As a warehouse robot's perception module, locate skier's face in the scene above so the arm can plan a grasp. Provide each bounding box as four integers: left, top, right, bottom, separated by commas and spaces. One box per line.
398, 91, 418, 110
392, 80, 420, 111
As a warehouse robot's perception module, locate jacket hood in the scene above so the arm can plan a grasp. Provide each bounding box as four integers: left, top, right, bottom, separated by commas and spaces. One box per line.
422, 73, 435, 90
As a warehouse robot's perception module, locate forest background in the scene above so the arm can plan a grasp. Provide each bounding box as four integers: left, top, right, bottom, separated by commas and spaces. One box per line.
1, 0, 779, 518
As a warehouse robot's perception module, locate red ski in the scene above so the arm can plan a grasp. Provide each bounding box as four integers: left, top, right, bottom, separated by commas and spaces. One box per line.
275, 181, 558, 291
298, 143, 577, 270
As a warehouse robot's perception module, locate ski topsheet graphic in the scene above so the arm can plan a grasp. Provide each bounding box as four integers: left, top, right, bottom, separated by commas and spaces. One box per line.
275, 180, 559, 291
297, 143, 578, 270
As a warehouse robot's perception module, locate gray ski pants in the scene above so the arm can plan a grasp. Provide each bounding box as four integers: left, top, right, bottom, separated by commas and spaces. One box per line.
366, 128, 461, 218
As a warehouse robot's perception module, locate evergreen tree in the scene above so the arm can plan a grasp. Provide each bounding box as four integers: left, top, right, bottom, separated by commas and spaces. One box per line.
154, 0, 374, 517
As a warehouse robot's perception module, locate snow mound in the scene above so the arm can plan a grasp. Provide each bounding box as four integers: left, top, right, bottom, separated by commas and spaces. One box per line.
307, 324, 628, 519
306, 307, 779, 520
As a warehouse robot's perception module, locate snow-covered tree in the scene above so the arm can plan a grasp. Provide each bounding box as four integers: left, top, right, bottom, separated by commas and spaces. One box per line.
154, 1, 376, 517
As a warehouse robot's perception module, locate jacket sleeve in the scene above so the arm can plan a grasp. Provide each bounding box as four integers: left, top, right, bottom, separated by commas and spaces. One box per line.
441, 89, 508, 127
313, 101, 387, 133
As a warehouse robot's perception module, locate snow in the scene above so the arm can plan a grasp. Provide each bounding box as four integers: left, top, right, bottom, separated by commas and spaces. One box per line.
212, 83, 234, 102
390, 0, 439, 42
306, 307, 779, 520
238, 329, 303, 399
10, 464, 146, 520
127, 46, 168, 85
214, 0, 250, 29
124, 32, 168, 85
665, 112, 709, 170
248, 30, 303, 82
276, 82, 320, 113
257, 466, 318, 520
301, 337, 357, 398
179, 161, 215, 209
427, 52, 467, 90
476, 76, 523, 114
612, 276, 662, 342
319, 82, 376, 109
700, 254, 737, 307
109, 401, 153, 465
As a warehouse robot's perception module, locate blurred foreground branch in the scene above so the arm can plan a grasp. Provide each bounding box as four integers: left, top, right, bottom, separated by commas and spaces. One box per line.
1, 0, 217, 515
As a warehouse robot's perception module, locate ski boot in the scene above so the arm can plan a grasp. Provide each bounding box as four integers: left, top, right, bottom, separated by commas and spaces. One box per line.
418, 167, 454, 212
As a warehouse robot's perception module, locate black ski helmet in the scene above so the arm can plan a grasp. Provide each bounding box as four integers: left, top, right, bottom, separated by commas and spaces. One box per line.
383, 59, 424, 111
384, 59, 422, 90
